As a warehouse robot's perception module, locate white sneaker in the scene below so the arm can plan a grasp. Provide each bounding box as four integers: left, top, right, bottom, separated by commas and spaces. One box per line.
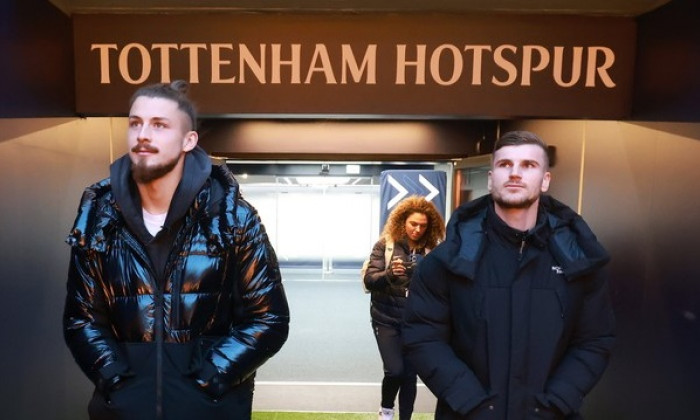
378, 407, 395, 420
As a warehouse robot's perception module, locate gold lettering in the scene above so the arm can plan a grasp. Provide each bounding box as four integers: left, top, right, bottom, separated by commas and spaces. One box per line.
341, 44, 376, 84
151, 43, 178, 83
211, 44, 236, 83
492, 45, 518, 86
396, 45, 426, 85
553, 46, 583, 87
305, 44, 337, 84
463, 45, 491, 86
430, 44, 463, 86
239, 44, 266, 83
271, 44, 301, 84
586, 46, 616, 87
91, 44, 118, 84
119, 43, 150, 85
86, 42, 618, 90
180, 44, 207, 83
521, 45, 550, 86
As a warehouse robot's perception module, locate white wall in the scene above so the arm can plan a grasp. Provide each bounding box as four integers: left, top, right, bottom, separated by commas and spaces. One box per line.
240, 184, 380, 267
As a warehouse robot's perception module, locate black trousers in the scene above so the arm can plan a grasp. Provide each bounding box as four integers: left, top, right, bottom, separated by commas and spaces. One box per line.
373, 322, 417, 420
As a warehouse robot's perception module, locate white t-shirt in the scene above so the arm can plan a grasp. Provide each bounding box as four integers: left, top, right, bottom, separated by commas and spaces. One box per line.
142, 208, 167, 237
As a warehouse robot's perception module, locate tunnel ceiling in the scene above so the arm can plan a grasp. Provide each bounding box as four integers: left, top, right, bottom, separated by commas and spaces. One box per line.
49, 0, 671, 16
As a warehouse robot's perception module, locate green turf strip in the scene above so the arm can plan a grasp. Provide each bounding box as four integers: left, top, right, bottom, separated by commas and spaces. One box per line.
252, 413, 433, 420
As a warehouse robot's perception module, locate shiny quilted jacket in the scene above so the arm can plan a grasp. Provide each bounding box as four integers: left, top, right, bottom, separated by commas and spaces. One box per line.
63, 164, 290, 390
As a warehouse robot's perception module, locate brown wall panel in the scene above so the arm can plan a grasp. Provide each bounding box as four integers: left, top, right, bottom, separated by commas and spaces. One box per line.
509, 120, 700, 419
0, 0, 75, 117
633, 0, 700, 122
0, 118, 113, 419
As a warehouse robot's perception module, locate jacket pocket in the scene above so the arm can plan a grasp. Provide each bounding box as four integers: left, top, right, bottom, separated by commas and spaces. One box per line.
88, 342, 157, 420
554, 286, 568, 320
526, 394, 567, 420
526, 406, 565, 420
163, 341, 254, 420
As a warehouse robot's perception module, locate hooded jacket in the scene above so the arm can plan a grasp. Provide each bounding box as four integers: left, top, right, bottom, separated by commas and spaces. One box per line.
402, 195, 615, 420
63, 147, 290, 419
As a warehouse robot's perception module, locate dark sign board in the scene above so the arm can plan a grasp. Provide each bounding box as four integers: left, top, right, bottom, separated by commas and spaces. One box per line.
379, 170, 447, 231
73, 13, 636, 119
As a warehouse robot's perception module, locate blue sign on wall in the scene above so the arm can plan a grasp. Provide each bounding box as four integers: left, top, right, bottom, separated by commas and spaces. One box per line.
379, 170, 447, 230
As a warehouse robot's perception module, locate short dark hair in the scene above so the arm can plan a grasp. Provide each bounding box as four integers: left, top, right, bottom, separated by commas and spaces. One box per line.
129, 80, 197, 131
493, 130, 551, 168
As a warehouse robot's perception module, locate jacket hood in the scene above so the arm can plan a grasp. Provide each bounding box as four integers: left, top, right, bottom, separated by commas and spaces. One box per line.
109, 145, 212, 243
542, 195, 610, 278
66, 147, 241, 252
431, 195, 609, 280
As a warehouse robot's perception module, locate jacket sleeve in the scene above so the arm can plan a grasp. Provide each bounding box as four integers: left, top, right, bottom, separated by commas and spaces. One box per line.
63, 246, 130, 386
402, 255, 494, 415
203, 200, 290, 387
363, 239, 393, 292
543, 268, 616, 415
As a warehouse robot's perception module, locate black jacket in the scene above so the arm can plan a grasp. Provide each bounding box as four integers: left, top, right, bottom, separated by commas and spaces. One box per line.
402, 195, 615, 420
63, 147, 290, 419
364, 237, 427, 327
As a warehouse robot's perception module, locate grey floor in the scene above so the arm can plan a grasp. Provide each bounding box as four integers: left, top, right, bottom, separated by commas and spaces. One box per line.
253, 269, 437, 413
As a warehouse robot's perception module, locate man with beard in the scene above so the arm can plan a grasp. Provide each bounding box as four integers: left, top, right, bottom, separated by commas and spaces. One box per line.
402, 131, 615, 420
63, 80, 290, 420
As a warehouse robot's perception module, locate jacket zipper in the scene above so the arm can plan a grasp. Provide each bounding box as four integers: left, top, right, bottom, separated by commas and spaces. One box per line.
155, 290, 164, 420
508, 235, 526, 417
155, 224, 190, 419
168, 230, 189, 328
123, 231, 164, 420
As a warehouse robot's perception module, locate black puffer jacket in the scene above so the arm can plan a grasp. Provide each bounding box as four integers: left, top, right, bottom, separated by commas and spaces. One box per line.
364, 237, 428, 327
403, 195, 615, 420
63, 148, 289, 419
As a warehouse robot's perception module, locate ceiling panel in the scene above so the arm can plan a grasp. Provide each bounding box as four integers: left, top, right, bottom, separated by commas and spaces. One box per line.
49, 0, 671, 16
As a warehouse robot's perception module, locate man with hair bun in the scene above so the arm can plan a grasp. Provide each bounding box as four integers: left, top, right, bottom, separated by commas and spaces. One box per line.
63, 80, 290, 420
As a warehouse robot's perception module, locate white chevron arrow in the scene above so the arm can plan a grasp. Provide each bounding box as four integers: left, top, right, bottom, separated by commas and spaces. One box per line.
419, 174, 439, 201
386, 175, 408, 209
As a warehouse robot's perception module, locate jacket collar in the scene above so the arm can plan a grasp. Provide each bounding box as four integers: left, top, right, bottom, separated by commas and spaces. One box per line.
108, 146, 212, 244
433, 194, 609, 280
66, 148, 241, 253
485, 200, 549, 250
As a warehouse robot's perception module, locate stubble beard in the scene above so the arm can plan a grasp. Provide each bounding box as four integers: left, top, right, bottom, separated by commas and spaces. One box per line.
131, 155, 180, 184
492, 193, 539, 210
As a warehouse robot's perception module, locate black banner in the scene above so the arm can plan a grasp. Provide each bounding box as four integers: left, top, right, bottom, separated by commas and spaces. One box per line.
73, 13, 636, 119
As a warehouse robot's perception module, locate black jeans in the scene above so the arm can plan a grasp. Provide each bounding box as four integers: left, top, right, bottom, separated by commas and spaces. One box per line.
373, 322, 417, 420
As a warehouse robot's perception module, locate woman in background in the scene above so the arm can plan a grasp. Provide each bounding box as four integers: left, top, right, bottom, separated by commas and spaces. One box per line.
363, 196, 446, 420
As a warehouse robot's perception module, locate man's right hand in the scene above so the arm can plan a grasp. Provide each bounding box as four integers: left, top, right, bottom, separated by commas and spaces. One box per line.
97, 370, 134, 403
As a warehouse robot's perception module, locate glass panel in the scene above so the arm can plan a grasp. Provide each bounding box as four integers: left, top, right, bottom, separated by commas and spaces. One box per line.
459, 166, 490, 202
454, 154, 491, 206
240, 181, 380, 280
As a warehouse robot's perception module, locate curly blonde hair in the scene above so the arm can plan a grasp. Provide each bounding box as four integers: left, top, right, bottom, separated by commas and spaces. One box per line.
381, 195, 446, 249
